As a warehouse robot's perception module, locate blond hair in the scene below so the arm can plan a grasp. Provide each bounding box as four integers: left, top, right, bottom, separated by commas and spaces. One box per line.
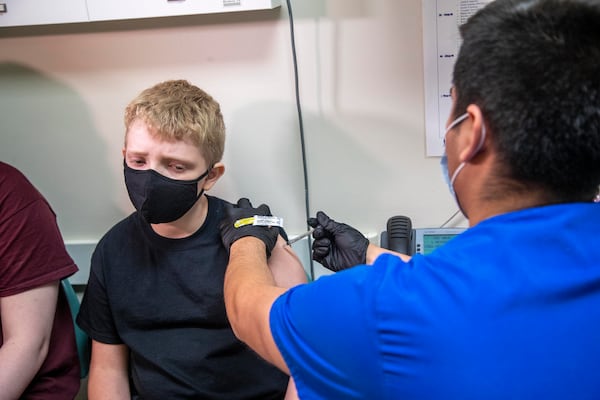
124, 80, 225, 166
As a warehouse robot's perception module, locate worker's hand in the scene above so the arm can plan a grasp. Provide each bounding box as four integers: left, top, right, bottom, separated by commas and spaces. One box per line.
220, 198, 279, 257
307, 211, 369, 272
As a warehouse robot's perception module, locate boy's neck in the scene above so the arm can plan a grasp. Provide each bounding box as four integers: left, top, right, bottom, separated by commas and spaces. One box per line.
150, 195, 209, 239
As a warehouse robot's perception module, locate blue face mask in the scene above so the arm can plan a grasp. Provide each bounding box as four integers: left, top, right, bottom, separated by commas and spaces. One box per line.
440, 112, 486, 213
440, 153, 453, 195
440, 113, 469, 197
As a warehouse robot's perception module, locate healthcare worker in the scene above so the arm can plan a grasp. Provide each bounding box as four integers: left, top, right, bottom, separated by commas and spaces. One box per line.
219, 0, 600, 398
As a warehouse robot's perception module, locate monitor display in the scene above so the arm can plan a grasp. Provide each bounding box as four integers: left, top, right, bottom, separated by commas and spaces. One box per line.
412, 228, 466, 255
422, 233, 460, 255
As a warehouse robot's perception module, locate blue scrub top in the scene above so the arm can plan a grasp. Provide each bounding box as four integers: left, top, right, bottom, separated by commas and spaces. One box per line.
270, 203, 600, 399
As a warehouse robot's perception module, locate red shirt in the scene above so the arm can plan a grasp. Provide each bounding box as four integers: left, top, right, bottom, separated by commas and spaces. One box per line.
0, 162, 80, 399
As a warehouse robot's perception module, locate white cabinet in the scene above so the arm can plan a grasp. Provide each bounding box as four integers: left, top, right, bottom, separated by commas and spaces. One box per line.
0, 0, 89, 27
0, 0, 281, 28
87, 0, 281, 22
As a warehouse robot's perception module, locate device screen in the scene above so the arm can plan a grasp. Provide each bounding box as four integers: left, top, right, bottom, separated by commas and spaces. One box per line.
421, 233, 460, 254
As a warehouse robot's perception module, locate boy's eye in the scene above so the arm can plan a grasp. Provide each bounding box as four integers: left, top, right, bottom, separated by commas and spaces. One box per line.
130, 159, 146, 167
170, 163, 186, 172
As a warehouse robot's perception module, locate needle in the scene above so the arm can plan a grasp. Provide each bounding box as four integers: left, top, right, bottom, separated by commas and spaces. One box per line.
286, 228, 314, 246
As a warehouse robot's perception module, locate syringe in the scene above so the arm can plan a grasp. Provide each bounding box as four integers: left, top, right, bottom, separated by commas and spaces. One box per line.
287, 228, 314, 246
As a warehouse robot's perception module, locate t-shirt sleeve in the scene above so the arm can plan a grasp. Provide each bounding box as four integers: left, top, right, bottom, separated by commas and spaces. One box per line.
269, 265, 386, 399
76, 245, 122, 344
0, 189, 78, 297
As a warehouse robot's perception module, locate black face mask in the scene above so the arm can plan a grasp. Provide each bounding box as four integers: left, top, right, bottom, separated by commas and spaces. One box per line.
124, 162, 210, 224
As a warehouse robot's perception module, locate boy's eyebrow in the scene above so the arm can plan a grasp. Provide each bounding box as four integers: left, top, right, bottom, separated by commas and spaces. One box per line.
124, 150, 149, 159
125, 151, 197, 167
125, 150, 148, 156
160, 153, 197, 164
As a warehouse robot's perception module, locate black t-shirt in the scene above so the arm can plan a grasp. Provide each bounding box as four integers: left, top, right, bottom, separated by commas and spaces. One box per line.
77, 195, 288, 399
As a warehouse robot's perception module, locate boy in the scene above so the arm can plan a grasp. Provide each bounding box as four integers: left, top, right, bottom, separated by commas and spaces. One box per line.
77, 80, 306, 399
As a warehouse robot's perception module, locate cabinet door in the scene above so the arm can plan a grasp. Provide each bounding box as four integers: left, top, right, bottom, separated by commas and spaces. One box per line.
87, 0, 281, 22
0, 0, 89, 27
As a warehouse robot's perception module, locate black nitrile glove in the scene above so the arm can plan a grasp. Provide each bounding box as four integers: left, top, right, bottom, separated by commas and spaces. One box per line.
220, 198, 279, 257
307, 211, 369, 272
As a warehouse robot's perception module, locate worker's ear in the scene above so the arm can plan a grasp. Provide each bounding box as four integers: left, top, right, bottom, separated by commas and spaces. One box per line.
201, 162, 225, 192
459, 104, 487, 162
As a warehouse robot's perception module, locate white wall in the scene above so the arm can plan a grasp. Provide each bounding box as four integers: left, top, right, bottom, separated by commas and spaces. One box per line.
0, 0, 466, 278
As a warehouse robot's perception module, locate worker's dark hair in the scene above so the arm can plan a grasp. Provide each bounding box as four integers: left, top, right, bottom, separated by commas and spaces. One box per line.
453, 0, 600, 202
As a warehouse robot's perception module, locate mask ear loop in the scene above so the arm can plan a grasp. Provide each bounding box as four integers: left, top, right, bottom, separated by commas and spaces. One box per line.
449, 121, 487, 187
472, 121, 487, 158
443, 112, 469, 187
448, 116, 487, 219
196, 164, 214, 199
444, 113, 469, 144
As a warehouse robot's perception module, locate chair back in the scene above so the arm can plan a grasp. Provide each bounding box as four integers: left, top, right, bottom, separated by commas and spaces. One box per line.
61, 279, 91, 379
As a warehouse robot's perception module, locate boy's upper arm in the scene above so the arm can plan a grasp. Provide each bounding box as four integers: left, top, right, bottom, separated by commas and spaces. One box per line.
88, 340, 131, 399
268, 236, 308, 289
90, 340, 129, 371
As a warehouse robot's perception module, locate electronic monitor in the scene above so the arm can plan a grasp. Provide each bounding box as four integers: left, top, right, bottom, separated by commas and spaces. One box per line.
412, 228, 466, 255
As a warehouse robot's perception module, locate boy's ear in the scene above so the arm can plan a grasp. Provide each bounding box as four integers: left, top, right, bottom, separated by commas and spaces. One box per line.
202, 162, 225, 191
